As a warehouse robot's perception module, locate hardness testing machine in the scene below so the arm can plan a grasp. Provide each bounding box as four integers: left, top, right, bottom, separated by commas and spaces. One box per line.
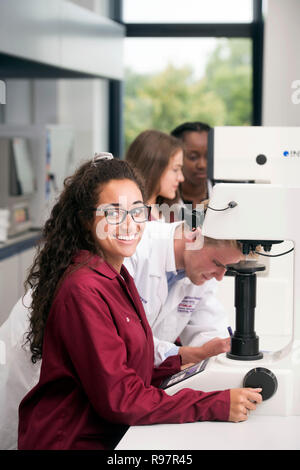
161, 127, 300, 416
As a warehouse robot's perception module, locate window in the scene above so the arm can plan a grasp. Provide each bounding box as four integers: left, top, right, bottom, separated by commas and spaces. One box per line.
124, 37, 252, 149
109, 1, 263, 155
123, 0, 253, 24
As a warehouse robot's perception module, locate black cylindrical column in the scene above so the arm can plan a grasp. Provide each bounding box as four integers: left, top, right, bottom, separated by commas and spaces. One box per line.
226, 262, 265, 361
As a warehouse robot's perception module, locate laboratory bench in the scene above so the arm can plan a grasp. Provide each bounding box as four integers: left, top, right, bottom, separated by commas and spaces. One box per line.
116, 415, 300, 450
117, 334, 300, 451
0, 229, 41, 262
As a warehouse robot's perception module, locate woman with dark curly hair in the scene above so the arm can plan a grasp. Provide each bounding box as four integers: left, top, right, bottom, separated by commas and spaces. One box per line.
18, 154, 261, 450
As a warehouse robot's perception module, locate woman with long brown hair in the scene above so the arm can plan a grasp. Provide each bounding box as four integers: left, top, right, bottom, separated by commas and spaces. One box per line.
125, 129, 184, 220
18, 154, 262, 450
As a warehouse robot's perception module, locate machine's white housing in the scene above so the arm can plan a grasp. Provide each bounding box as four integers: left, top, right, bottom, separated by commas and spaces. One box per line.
164, 353, 296, 416
210, 127, 300, 185
166, 184, 300, 416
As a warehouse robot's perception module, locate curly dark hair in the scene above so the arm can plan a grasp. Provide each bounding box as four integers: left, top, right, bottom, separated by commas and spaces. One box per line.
25, 157, 144, 364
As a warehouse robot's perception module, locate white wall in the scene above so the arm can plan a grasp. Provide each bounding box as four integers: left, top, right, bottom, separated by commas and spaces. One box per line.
57, 78, 109, 169
58, 0, 110, 163
262, 0, 300, 125
4, 80, 33, 125
56, 0, 111, 167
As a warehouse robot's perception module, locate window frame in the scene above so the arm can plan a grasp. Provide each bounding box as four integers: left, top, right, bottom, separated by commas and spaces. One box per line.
109, 0, 264, 157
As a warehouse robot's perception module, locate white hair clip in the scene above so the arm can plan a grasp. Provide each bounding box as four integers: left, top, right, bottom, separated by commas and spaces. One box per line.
92, 152, 114, 166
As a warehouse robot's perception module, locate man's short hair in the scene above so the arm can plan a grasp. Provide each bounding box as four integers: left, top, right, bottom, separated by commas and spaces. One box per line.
204, 236, 243, 252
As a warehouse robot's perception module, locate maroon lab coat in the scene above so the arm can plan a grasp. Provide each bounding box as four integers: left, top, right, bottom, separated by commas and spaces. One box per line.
18, 250, 230, 450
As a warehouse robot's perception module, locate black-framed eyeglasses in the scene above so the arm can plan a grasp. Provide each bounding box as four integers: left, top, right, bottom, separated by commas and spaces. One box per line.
91, 205, 151, 225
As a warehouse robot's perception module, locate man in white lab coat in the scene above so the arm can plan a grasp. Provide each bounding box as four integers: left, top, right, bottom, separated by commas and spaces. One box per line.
126, 220, 243, 366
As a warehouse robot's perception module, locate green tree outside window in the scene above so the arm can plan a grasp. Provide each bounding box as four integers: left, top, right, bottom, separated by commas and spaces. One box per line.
124, 39, 252, 151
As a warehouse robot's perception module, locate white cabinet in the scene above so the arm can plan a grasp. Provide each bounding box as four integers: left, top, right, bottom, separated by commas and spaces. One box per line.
0, 255, 19, 326
0, 248, 36, 326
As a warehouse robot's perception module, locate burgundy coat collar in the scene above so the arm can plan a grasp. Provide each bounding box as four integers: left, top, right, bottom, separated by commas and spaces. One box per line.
71, 250, 119, 280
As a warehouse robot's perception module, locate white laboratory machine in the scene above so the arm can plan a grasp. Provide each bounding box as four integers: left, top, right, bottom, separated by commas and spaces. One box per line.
207, 126, 300, 185
161, 127, 300, 416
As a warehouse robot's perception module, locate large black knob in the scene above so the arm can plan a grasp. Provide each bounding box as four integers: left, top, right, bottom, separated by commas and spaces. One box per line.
243, 367, 278, 401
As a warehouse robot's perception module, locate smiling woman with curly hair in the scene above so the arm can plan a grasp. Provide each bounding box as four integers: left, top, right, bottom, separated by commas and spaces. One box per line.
25, 156, 145, 364
18, 155, 262, 451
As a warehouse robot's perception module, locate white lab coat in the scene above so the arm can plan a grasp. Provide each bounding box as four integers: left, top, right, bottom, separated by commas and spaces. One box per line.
124, 220, 229, 366
0, 291, 40, 449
